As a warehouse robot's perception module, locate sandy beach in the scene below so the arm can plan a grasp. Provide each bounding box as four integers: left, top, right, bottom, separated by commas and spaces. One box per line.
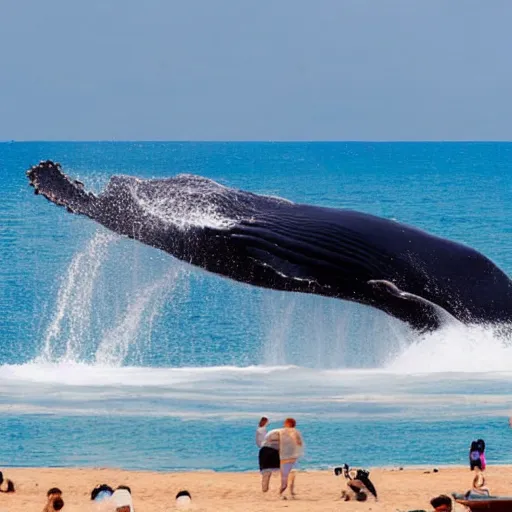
2, 466, 512, 511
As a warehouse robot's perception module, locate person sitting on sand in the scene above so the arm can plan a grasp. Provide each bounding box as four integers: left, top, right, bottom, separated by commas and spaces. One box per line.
0, 471, 15, 493
175, 490, 192, 509
43, 487, 64, 512
465, 467, 490, 498
91, 483, 114, 502
256, 416, 269, 448
264, 417, 304, 499
430, 494, 452, 512
336, 465, 377, 502
112, 485, 134, 512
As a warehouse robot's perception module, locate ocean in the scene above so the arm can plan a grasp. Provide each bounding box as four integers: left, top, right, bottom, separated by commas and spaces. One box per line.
1, 141, 512, 471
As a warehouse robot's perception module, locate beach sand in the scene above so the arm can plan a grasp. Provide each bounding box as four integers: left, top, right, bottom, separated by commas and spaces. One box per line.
1, 466, 511, 511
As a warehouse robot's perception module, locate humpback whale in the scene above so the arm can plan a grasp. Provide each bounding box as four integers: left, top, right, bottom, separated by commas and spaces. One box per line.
27, 160, 512, 332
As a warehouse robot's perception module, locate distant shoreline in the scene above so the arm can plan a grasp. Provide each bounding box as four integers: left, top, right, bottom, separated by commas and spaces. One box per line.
1, 463, 508, 473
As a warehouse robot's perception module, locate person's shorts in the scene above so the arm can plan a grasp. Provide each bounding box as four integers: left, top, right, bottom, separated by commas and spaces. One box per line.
259, 447, 280, 472
280, 461, 296, 481
470, 459, 482, 471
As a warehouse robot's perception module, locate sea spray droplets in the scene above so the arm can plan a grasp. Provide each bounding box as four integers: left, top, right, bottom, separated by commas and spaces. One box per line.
94, 268, 181, 366
261, 293, 412, 369
36, 229, 189, 367
129, 176, 238, 231
38, 231, 117, 362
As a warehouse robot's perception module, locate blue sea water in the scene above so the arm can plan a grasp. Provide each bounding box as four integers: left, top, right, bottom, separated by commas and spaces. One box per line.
1, 141, 512, 471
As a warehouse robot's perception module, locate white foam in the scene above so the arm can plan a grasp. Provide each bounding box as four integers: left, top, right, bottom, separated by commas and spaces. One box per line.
387, 323, 512, 373
1, 361, 512, 420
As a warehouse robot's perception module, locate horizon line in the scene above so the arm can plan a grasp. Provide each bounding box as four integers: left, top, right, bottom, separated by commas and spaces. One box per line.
2, 139, 512, 144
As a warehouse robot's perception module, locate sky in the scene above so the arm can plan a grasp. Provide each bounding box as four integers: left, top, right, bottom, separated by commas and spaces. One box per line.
1, 0, 511, 141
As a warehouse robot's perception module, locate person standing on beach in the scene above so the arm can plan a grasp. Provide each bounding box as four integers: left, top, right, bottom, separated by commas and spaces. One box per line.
469, 439, 486, 471
258, 418, 280, 492
264, 417, 304, 499
278, 418, 304, 498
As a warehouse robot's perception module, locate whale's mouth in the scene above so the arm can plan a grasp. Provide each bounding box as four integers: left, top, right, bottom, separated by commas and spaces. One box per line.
27, 161, 96, 214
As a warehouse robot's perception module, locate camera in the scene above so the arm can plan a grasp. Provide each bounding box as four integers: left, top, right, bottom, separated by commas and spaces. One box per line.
333, 464, 349, 477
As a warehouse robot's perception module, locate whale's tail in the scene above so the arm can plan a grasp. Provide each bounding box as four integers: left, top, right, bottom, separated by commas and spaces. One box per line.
27, 161, 98, 216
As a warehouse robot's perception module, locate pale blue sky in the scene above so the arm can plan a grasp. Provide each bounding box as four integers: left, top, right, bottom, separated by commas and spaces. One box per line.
1, 0, 511, 140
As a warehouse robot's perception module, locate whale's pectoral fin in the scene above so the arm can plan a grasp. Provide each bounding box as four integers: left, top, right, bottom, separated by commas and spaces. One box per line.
367, 279, 452, 332
26, 160, 97, 216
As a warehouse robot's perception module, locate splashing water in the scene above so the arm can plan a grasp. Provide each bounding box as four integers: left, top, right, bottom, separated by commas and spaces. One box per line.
34, 227, 512, 373
260, 292, 414, 369
94, 268, 181, 366
38, 231, 117, 362
388, 322, 512, 373
36, 229, 187, 366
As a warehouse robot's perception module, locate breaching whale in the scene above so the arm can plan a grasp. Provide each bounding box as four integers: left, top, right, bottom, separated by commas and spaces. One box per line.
27, 160, 512, 332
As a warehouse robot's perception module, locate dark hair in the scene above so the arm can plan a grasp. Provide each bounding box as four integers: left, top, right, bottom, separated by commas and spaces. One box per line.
52, 496, 64, 510
47, 487, 62, 497
90, 484, 114, 500
0, 471, 3, 485
355, 491, 367, 501
470, 439, 486, 454
430, 494, 452, 507
258, 417, 268, 427
176, 489, 191, 499
116, 485, 131, 494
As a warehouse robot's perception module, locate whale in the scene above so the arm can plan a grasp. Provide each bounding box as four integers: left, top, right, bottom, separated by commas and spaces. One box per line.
27, 160, 512, 333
